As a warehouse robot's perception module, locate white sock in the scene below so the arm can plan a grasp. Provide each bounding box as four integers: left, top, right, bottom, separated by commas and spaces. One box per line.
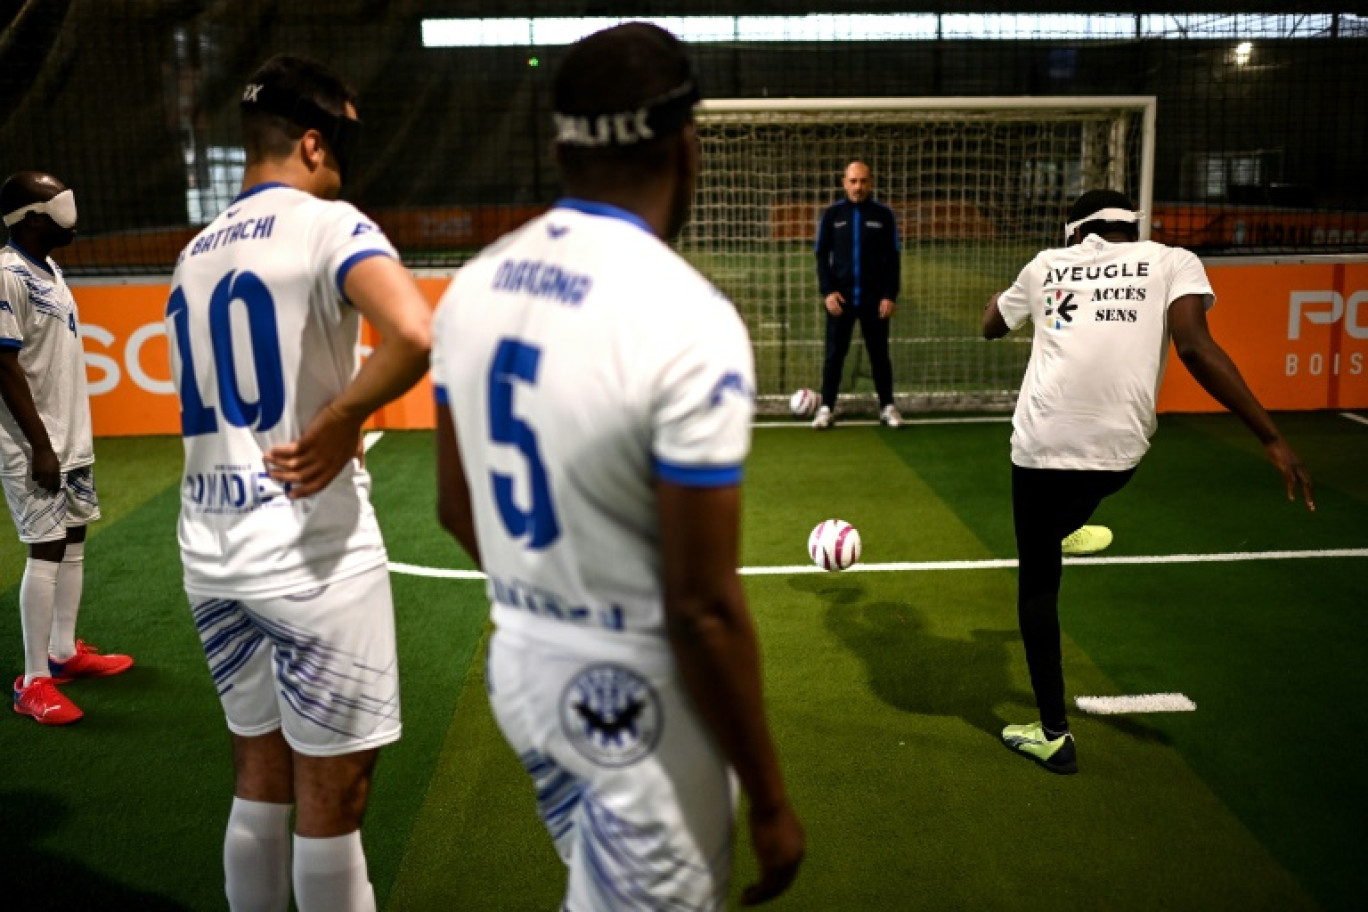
20, 558, 60, 685
49, 540, 84, 661
224, 798, 293, 912
293, 831, 376, 912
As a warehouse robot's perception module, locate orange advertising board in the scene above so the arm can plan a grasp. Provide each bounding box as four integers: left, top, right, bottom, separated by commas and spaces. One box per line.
70, 258, 1367, 437
1157, 259, 1368, 412
72, 277, 453, 438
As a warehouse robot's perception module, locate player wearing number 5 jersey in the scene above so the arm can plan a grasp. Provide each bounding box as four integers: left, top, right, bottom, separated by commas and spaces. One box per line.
167, 55, 429, 912
432, 24, 802, 910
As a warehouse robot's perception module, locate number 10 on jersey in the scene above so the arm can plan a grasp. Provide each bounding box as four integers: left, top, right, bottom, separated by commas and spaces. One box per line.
166, 270, 286, 437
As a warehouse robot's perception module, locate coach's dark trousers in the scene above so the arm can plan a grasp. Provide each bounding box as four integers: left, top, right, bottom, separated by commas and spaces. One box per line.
1011, 464, 1136, 733
820, 303, 894, 409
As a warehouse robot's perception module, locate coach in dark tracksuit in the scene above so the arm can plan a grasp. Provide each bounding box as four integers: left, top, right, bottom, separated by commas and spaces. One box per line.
814, 160, 902, 428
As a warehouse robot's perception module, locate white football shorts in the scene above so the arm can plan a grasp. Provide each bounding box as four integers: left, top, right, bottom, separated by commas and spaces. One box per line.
188, 564, 401, 757
488, 625, 736, 912
1, 465, 101, 544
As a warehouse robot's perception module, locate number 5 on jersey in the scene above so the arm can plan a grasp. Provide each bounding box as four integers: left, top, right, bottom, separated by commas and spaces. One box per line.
488, 338, 560, 549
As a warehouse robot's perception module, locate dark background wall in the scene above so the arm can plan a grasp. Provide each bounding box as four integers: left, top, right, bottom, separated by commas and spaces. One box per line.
1, 1, 1364, 269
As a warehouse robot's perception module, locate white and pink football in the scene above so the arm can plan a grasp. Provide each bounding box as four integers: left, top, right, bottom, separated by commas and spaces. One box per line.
789, 388, 818, 418
808, 519, 862, 571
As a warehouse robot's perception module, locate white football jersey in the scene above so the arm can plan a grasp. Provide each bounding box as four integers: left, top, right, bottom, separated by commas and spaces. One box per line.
431, 200, 756, 654
167, 182, 399, 597
0, 243, 94, 476
996, 235, 1215, 470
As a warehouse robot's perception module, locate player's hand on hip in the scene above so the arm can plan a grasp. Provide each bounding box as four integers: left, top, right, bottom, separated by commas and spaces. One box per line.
879, 298, 896, 319
1264, 437, 1315, 511
31, 446, 61, 493
263, 403, 365, 499
824, 292, 845, 316
740, 802, 805, 905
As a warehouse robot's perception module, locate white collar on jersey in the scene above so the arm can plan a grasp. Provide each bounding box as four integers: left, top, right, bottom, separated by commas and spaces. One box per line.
1063, 207, 1143, 244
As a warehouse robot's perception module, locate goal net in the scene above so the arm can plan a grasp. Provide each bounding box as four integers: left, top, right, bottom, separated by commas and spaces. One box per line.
678, 97, 1156, 414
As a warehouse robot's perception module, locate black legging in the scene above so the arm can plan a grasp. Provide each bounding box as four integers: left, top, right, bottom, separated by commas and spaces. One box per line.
820, 304, 894, 409
1011, 463, 1136, 732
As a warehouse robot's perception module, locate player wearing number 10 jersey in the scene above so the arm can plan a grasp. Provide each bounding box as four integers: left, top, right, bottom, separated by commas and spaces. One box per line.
167, 55, 429, 912
432, 24, 802, 910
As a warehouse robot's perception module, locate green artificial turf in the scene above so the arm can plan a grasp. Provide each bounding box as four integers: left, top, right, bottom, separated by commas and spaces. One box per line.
0, 415, 1364, 910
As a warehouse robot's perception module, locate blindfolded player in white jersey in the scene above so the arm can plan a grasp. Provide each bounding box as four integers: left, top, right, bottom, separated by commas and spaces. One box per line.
1, 171, 134, 726
167, 54, 430, 912
984, 189, 1314, 775
431, 22, 804, 911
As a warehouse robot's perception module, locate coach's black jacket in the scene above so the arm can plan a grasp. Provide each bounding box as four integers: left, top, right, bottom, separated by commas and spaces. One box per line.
814, 198, 902, 309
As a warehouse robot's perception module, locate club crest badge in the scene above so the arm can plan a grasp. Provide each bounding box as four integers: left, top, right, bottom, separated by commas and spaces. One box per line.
560, 664, 662, 768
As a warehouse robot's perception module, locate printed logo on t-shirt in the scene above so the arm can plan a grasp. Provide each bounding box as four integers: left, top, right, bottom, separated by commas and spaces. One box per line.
1044, 290, 1078, 330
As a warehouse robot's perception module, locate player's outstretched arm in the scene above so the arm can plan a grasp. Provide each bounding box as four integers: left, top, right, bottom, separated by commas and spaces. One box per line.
265, 256, 431, 498
657, 481, 804, 905
0, 350, 60, 492
1170, 293, 1315, 511
982, 292, 1010, 339
434, 404, 481, 568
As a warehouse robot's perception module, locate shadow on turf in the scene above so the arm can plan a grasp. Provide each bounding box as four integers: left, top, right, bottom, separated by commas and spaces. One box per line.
793, 576, 1171, 746
0, 789, 191, 910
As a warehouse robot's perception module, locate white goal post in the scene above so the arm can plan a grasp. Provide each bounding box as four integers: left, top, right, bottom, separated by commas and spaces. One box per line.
677, 96, 1157, 413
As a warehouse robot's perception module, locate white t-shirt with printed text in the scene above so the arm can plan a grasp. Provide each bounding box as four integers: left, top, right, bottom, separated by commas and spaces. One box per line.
0, 244, 94, 475
431, 200, 756, 654
996, 235, 1215, 470
168, 182, 399, 597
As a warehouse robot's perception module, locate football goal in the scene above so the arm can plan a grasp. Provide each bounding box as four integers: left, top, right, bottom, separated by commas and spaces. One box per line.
677, 97, 1156, 413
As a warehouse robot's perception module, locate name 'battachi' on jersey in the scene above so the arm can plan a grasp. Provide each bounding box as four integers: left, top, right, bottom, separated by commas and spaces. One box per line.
167, 182, 399, 597
431, 199, 756, 655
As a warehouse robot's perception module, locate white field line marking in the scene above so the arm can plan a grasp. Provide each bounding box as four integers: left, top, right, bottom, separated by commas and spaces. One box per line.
390, 547, 1368, 581
389, 561, 485, 580
363, 431, 385, 452
1076, 693, 1197, 714
1341, 411, 1368, 428
756, 416, 1011, 429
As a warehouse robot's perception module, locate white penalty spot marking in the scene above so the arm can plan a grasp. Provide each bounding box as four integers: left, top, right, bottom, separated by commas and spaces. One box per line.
363, 431, 385, 452
1076, 693, 1197, 714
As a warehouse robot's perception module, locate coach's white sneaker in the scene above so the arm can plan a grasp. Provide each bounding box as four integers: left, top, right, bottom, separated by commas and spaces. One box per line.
812, 406, 833, 430
880, 405, 903, 428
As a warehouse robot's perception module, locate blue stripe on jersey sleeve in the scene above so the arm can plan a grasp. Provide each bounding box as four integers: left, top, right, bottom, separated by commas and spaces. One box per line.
433, 384, 449, 405
335, 249, 395, 302
653, 458, 743, 488
0, 338, 22, 350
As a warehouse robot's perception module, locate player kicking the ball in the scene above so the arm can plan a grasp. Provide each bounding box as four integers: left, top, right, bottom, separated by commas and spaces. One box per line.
984, 189, 1313, 774
2, 171, 133, 726
167, 56, 430, 911
431, 23, 804, 909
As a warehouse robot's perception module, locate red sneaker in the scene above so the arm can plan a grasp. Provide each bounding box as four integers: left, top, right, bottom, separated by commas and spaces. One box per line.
48, 640, 134, 683
13, 676, 84, 725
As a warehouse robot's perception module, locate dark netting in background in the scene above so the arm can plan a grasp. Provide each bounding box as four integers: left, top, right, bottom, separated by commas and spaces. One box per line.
1, 1, 1364, 275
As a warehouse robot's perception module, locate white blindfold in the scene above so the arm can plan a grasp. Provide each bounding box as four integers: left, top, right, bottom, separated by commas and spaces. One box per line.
3, 189, 77, 230
1063, 207, 1142, 244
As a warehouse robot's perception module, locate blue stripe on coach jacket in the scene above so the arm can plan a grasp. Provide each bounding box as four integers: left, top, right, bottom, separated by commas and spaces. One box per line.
814, 198, 901, 307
